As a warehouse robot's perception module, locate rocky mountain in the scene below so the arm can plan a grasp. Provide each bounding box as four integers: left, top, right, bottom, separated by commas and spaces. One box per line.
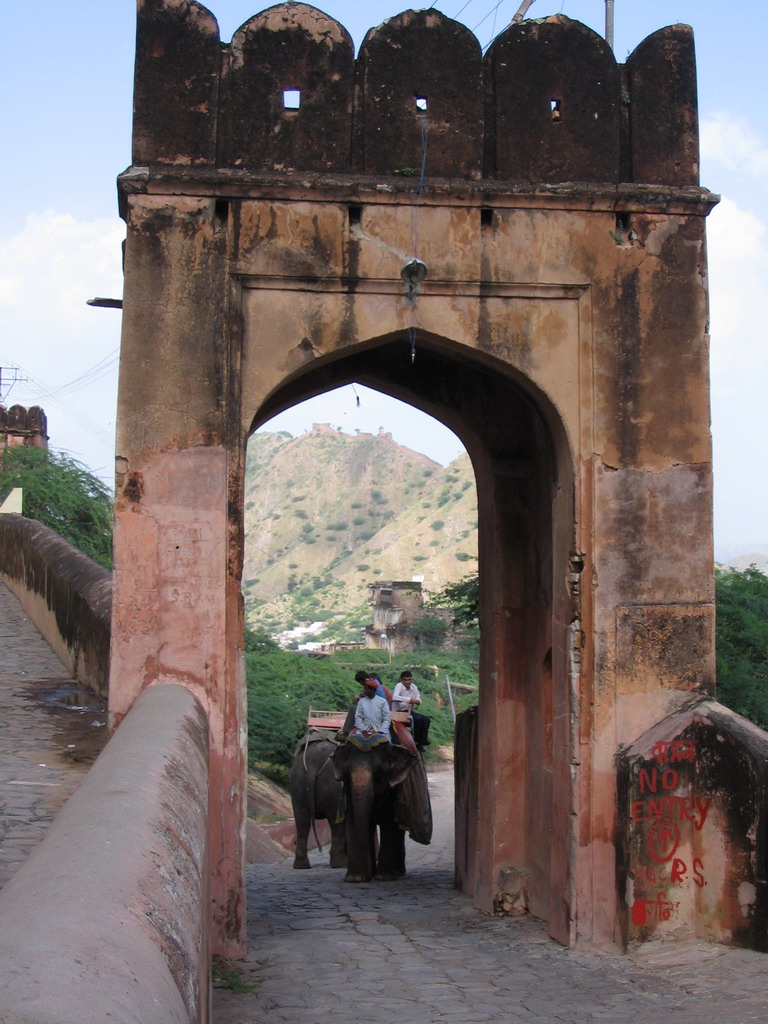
719, 553, 768, 575
243, 425, 478, 640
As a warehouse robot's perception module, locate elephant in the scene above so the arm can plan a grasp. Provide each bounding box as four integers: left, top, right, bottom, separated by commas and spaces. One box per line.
289, 732, 346, 870
331, 736, 432, 883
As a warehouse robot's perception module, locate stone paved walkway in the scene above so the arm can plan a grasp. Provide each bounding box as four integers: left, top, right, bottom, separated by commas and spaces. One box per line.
214, 769, 768, 1024
1, 580, 767, 1023
0, 581, 107, 889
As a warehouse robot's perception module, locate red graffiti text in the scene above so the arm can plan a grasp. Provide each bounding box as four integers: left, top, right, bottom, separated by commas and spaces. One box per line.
631, 795, 710, 831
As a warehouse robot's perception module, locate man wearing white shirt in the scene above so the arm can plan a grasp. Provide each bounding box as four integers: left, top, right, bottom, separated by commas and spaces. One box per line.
392, 671, 431, 750
354, 677, 391, 738
392, 670, 421, 712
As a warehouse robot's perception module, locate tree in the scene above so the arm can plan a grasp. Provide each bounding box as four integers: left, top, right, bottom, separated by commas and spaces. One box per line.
244, 644, 478, 781
715, 565, 768, 729
0, 446, 113, 569
432, 573, 479, 630
244, 627, 279, 655
407, 615, 449, 647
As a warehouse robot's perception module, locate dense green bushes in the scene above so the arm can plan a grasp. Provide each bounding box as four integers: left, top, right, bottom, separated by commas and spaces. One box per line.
0, 446, 113, 568
245, 635, 477, 783
246, 565, 768, 783
715, 565, 768, 729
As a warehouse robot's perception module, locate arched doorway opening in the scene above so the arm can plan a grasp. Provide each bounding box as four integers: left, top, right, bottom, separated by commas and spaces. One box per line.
246, 332, 577, 944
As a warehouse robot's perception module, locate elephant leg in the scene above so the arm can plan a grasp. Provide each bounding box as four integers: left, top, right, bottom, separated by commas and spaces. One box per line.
329, 819, 347, 869
344, 816, 376, 882
294, 815, 313, 864
375, 817, 406, 880
292, 805, 312, 869
316, 766, 347, 869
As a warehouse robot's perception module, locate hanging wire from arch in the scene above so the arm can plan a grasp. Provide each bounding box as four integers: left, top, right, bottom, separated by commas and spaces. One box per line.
408, 108, 429, 364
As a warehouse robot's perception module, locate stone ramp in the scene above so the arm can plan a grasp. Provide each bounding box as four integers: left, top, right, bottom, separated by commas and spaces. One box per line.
0, 581, 107, 889
214, 769, 768, 1024
1, 577, 767, 1022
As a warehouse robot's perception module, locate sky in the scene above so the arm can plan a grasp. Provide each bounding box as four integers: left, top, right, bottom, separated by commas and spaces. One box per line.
1, 1, 766, 560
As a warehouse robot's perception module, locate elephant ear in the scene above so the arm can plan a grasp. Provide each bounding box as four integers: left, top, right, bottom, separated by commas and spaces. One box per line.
330, 744, 350, 781
387, 745, 417, 787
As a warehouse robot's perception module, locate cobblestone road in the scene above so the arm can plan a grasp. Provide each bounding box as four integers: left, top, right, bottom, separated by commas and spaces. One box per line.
0, 581, 107, 890
214, 769, 768, 1024
1, 581, 766, 1023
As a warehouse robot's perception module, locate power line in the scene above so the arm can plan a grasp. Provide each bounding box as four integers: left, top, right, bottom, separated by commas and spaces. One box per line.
1, 358, 116, 448
55, 349, 119, 397
471, 0, 510, 37
414, 2, 533, 49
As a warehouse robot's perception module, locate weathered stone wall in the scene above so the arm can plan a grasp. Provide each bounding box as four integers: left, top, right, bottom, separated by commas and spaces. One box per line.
0, 514, 111, 695
132, 5, 698, 186
0, 682, 210, 1024
116, 2, 717, 955
0, 404, 48, 448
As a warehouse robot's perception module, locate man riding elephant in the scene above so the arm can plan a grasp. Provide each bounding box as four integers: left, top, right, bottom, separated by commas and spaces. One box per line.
331, 676, 432, 882
354, 675, 391, 739
337, 671, 392, 741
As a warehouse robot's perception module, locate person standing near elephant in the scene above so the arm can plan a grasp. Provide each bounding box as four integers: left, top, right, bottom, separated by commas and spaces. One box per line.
354, 676, 391, 739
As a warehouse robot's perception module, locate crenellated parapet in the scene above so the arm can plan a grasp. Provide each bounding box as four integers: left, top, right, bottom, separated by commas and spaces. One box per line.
131, 2, 699, 186
0, 404, 48, 449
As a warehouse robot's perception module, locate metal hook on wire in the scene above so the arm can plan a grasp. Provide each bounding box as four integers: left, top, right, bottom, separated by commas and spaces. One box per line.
401, 259, 428, 363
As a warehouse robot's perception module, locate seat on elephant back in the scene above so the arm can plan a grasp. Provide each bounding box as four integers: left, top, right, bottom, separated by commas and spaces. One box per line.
391, 710, 418, 755
346, 731, 390, 751
306, 708, 347, 730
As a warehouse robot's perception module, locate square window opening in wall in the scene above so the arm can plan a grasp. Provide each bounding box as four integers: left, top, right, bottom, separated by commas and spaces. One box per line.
415, 95, 428, 112
550, 98, 562, 122
283, 89, 301, 110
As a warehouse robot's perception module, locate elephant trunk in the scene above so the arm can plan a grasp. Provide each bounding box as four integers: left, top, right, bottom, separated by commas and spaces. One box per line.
346, 763, 376, 882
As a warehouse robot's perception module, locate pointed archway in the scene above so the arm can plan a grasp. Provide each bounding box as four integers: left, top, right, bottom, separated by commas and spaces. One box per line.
249, 334, 577, 943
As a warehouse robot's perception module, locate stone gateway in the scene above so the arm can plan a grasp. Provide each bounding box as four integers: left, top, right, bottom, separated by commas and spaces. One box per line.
112, 2, 739, 957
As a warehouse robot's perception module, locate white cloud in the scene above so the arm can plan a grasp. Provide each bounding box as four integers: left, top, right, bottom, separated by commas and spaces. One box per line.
0, 211, 124, 323
701, 112, 768, 178
0, 211, 125, 480
707, 197, 768, 373
705, 193, 768, 554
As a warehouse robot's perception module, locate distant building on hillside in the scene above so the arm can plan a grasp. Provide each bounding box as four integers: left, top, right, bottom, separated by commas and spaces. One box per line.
0, 405, 48, 450
365, 580, 429, 654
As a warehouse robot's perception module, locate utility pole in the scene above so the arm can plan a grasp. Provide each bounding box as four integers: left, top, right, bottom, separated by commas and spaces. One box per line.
605, 0, 615, 51
511, 0, 615, 51
510, 0, 536, 26
0, 367, 28, 405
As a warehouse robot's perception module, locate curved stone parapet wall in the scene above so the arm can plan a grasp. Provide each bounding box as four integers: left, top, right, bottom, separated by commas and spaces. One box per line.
132, 2, 698, 186
0, 514, 111, 696
0, 683, 210, 1024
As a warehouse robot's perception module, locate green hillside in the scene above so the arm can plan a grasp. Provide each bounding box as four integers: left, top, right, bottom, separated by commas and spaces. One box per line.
243, 425, 478, 641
